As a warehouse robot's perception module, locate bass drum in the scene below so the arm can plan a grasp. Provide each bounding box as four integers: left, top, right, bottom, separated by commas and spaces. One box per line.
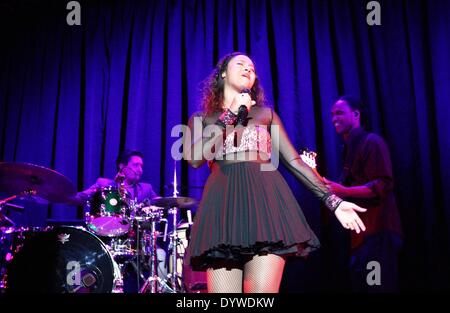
6, 226, 121, 293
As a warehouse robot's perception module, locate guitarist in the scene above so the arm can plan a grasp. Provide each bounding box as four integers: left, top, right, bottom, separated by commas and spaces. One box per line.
325, 96, 403, 292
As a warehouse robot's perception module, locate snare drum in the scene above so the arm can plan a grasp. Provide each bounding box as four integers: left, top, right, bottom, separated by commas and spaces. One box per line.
86, 186, 131, 237
6, 226, 121, 293
140, 205, 165, 220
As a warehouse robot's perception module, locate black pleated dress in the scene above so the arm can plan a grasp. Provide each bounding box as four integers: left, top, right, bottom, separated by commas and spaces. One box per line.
186, 107, 329, 271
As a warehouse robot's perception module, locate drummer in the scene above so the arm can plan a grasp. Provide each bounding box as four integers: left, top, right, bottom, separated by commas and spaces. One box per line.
72, 149, 158, 205
71, 149, 166, 293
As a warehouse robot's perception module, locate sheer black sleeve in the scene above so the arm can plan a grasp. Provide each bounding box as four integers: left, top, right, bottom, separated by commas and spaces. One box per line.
270, 109, 342, 211
183, 111, 226, 168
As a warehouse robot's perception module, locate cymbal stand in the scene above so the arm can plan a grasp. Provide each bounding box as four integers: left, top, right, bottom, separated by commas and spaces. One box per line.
139, 217, 173, 293
0, 194, 26, 214
0, 194, 25, 228
0, 207, 16, 228
164, 160, 184, 292
165, 207, 179, 292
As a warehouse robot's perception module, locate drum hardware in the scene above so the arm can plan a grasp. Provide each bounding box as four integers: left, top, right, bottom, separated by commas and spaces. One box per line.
165, 206, 184, 292
140, 163, 179, 293
0, 192, 32, 290
139, 217, 174, 293
132, 201, 170, 293
150, 196, 197, 209
0, 162, 76, 204
1, 224, 126, 293
0, 226, 45, 291
0, 211, 16, 229
0, 192, 28, 228
165, 221, 207, 293
139, 161, 198, 293
83, 167, 137, 238
108, 237, 135, 263
0, 161, 203, 293
5, 226, 121, 293
0, 161, 76, 282
95, 200, 170, 293
0, 196, 25, 213
0, 163, 127, 293
85, 186, 132, 237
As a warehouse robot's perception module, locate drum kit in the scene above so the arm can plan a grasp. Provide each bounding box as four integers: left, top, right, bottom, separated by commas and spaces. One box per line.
0, 161, 202, 293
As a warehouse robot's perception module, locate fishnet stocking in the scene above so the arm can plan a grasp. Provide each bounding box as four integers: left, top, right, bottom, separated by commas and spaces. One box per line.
206, 267, 243, 293
243, 254, 285, 293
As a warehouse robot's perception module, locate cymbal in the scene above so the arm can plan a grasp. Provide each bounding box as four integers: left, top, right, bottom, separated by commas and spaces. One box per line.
150, 196, 197, 209
0, 162, 76, 204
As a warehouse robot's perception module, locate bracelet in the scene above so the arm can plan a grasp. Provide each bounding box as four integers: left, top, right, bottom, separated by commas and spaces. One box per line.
215, 109, 237, 128
324, 193, 343, 212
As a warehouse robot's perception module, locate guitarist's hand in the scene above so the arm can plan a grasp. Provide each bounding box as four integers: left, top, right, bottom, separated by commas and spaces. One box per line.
323, 177, 348, 197
299, 148, 366, 233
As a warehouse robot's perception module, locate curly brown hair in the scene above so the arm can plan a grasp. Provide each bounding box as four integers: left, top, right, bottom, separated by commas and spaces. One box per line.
200, 52, 267, 115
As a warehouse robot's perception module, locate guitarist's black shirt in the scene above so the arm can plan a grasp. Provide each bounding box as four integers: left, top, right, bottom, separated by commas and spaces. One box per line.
340, 127, 403, 249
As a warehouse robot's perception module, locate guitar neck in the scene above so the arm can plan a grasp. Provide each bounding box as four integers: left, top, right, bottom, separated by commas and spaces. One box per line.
300, 148, 324, 183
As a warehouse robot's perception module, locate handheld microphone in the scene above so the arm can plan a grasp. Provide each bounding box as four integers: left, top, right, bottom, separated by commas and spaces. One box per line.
236, 104, 250, 127
237, 88, 251, 114
240, 88, 256, 107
